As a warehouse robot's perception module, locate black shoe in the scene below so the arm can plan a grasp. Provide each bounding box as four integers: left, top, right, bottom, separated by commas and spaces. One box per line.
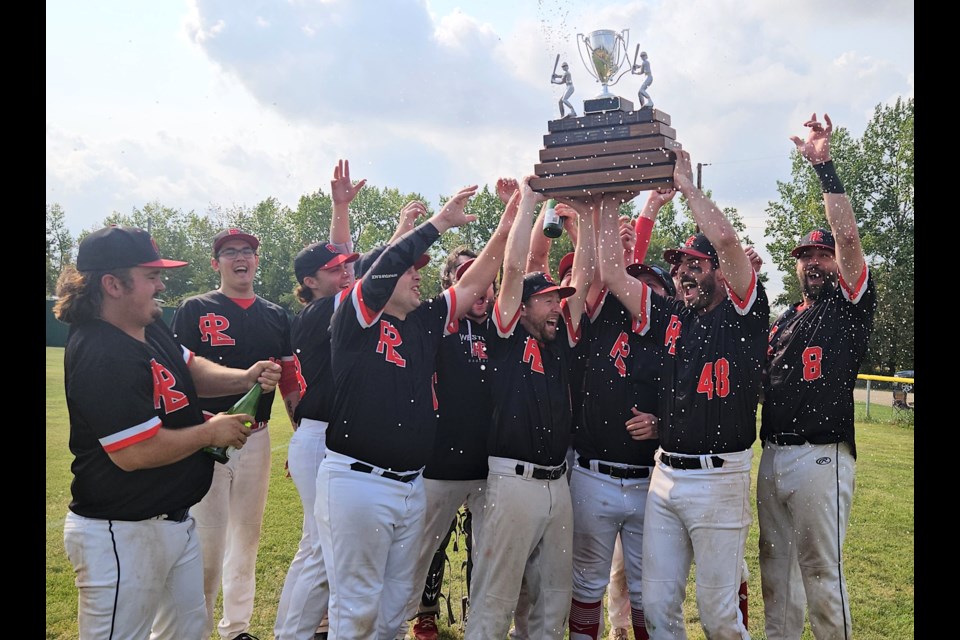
314, 633, 329, 640
232, 634, 261, 640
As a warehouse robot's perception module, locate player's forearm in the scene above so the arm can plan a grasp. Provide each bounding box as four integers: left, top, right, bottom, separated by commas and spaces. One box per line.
330, 201, 352, 245
108, 423, 216, 471
189, 356, 258, 398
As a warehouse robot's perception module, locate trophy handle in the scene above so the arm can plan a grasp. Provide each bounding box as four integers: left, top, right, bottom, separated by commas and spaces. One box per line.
608, 29, 633, 87
576, 33, 601, 83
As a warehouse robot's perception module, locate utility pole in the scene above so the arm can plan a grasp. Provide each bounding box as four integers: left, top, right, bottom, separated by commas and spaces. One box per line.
696, 162, 711, 190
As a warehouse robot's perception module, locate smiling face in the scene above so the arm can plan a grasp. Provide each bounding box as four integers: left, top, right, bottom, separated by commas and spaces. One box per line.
309, 262, 355, 297
673, 255, 724, 314
388, 265, 423, 317
795, 247, 838, 302
213, 239, 259, 295
521, 291, 562, 343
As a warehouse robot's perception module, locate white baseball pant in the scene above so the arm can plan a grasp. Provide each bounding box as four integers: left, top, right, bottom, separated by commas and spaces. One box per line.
317, 449, 426, 640
193, 426, 272, 639
757, 441, 854, 640
275, 419, 330, 640
465, 456, 573, 640
642, 448, 752, 640
64, 511, 207, 640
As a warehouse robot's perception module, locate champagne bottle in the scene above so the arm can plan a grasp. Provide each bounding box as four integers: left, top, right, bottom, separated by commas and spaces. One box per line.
542, 199, 563, 238
203, 383, 262, 464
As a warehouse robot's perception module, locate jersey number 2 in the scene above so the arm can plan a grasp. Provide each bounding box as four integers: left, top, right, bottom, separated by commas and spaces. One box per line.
696, 358, 730, 400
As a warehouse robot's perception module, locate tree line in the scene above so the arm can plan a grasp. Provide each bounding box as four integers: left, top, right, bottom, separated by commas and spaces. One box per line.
46, 99, 913, 374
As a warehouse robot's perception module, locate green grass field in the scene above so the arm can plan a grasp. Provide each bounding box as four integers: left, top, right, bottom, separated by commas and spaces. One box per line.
45, 347, 914, 639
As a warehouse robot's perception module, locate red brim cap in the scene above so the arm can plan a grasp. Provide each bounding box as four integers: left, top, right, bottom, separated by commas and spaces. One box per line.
140, 258, 189, 268
455, 258, 476, 281
320, 252, 360, 270
414, 254, 430, 270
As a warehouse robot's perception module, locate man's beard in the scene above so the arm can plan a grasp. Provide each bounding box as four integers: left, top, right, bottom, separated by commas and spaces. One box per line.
801, 269, 838, 301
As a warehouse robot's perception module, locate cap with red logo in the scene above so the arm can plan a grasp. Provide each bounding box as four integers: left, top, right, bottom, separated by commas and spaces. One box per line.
663, 232, 718, 266
294, 242, 361, 284
790, 228, 836, 258
522, 271, 576, 302
77, 225, 188, 271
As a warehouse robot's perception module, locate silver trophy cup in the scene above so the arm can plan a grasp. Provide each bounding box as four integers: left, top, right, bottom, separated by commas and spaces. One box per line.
577, 29, 631, 98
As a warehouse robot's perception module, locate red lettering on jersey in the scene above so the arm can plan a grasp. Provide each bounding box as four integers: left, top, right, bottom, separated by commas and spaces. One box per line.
522, 337, 544, 374
376, 320, 407, 367
292, 353, 307, 398
151, 359, 189, 414
663, 315, 682, 356
431, 372, 438, 411
198, 313, 235, 346
802, 346, 822, 381
609, 331, 630, 377
470, 340, 488, 360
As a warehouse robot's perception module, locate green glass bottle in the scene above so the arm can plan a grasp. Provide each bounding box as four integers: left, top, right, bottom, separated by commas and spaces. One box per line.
203, 383, 262, 464
542, 199, 563, 238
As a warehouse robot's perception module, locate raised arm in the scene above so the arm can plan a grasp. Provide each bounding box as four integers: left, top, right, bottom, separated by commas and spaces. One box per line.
790, 112, 865, 286
597, 194, 648, 317
330, 158, 366, 247
672, 149, 753, 298
453, 188, 520, 319
561, 197, 597, 334
633, 188, 675, 263
498, 176, 544, 327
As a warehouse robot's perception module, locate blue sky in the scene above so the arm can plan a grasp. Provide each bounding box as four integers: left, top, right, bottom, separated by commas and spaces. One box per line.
46, 0, 914, 300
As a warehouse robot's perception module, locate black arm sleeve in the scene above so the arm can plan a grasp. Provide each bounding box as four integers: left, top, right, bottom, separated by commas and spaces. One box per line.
359, 221, 442, 312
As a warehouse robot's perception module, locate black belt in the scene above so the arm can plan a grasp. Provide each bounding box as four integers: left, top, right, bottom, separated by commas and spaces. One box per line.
350, 462, 420, 483
659, 453, 724, 470
515, 461, 567, 480
578, 456, 650, 479
767, 433, 809, 446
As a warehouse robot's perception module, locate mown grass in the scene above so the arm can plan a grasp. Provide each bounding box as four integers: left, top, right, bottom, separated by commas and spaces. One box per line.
45, 347, 913, 639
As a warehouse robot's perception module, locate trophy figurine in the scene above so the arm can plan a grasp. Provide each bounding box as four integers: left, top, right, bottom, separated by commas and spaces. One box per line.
531, 29, 678, 199
550, 57, 577, 119
630, 46, 654, 109
577, 28, 633, 113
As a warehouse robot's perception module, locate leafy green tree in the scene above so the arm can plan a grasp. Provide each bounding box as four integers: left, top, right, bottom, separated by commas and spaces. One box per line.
763, 98, 914, 373
46, 204, 74, 296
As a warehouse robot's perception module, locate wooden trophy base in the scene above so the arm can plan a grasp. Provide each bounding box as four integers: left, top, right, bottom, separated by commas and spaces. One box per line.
531, 107, 678, 197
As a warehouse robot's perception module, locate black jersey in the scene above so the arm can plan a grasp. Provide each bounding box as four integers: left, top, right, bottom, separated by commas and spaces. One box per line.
64, 319, 212, 520
171, 291, 293, 422
291, 289, 350, 424
326, 222, 455, 471
638, 273, 769, 455
426, 315, 494, 480
486, 300, 582, 467
761, 268, 876, 458
574, 289, 661, 465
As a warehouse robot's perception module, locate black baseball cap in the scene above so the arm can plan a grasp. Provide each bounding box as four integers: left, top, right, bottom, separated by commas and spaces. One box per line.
76, 225, 188, 272
522, 271, 576, 302
627, 262, 676, 297
791, 228, 836, 258
663, 233, 718, 266
212, 228, 260, 256
294, 242, 360, 284
354, 245, 430, 279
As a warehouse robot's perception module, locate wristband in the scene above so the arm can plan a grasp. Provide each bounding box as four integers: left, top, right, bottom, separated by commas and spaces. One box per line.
813, 160, 845, 194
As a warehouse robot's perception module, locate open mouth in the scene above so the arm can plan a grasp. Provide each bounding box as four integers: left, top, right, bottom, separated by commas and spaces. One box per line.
680, 278, 698, 301
805, 268, 824, 283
